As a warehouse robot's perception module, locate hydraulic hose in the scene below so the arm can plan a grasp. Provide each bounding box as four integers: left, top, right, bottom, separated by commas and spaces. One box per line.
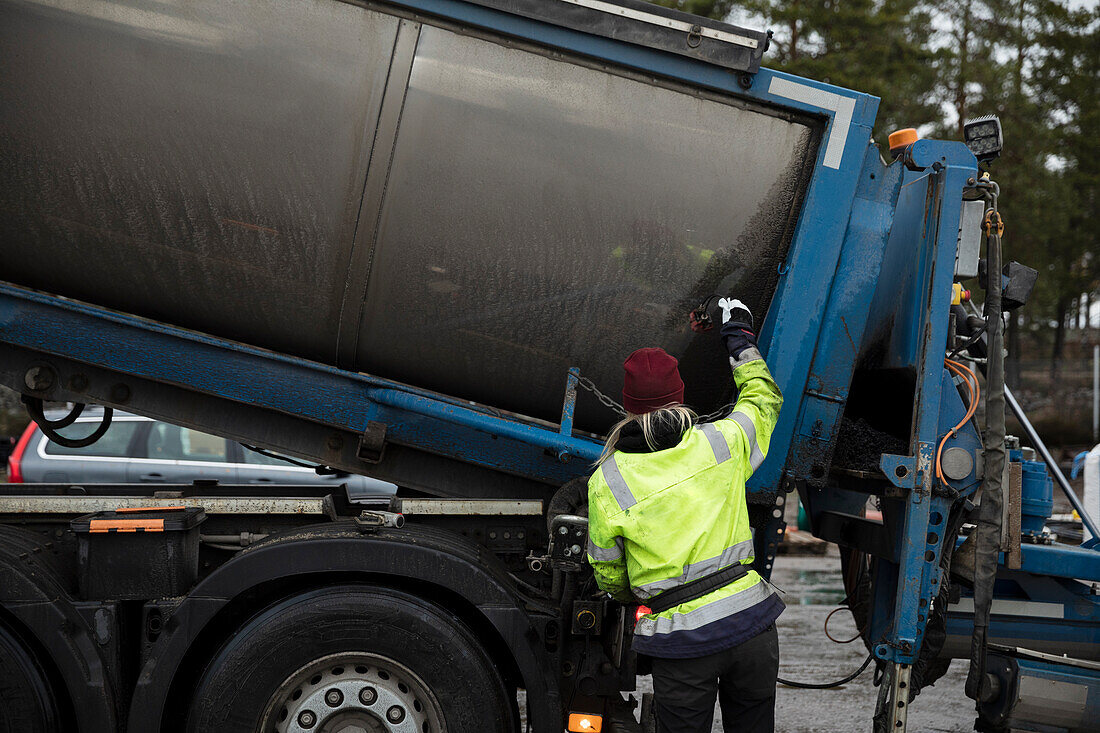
965, 189, 1006, 704
22, 396, 113, 449
777, 653, 874, 689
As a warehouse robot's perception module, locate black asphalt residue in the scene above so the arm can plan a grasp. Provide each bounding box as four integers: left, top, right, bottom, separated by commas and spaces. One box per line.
832, 417, 908, 473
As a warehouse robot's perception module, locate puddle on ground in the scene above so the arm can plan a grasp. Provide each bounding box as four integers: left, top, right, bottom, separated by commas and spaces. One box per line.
770, 554, 848, 606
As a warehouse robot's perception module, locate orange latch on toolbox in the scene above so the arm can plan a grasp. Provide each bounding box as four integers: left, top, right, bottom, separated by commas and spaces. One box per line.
89, 518, 165, 533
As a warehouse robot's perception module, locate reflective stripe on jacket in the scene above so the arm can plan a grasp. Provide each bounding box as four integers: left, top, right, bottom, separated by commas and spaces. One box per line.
586, 348, 783, 657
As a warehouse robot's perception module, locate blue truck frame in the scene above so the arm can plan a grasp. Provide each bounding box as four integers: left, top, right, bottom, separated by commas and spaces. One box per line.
2, 0, 1099, 730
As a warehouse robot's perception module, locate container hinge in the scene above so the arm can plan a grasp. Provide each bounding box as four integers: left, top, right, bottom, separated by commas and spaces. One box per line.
880, 453, 919, 490
357, 421, 387, 464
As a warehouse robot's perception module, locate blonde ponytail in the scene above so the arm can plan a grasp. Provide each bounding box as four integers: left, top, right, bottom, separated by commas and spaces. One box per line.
595, 405, 697, 466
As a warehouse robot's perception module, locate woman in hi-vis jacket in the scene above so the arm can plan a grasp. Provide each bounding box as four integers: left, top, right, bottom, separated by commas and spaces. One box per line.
587, 297, 784, 733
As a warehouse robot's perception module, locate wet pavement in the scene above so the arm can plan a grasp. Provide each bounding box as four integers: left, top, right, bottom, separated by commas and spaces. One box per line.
517, 550, 975, 730
764, 552, 970, 732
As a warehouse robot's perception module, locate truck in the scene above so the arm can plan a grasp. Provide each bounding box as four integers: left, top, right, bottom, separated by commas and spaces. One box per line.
0, 0, 1097, 731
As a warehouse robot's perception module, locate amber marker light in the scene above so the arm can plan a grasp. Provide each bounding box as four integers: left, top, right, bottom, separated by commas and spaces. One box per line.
567, 712, 603, 732
888, 128, 918, 158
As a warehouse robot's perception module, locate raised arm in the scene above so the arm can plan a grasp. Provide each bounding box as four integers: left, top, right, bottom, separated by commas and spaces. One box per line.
717, 298, 783, 470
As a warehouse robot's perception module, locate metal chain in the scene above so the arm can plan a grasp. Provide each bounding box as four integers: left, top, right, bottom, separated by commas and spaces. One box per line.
697, 403, 736, 423
576, 375, 628, 417
576, 375, 738, 423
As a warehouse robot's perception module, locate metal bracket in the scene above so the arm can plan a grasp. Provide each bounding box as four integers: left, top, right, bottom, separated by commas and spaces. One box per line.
549, 514, 589, 571
354, 510, 405, 532
560, 367, 580, 436
872, 660, 912, 733
357, 421, 387, 463
755, 485, 790, 580
880, 453, 918, 490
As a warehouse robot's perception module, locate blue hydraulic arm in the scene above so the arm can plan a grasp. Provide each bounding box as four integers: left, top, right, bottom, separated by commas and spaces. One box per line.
0, 282, 602, 497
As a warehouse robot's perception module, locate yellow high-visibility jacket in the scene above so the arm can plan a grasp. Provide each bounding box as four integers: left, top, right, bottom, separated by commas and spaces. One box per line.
586, 347, 783, 657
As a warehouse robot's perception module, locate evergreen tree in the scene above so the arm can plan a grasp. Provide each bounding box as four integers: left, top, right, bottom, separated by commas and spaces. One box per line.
650, 0, 738, 18
939, 0, 1098, 372
1029, 2, 1100, 369
648, 0, 1097, 372
734, 0, 941, 149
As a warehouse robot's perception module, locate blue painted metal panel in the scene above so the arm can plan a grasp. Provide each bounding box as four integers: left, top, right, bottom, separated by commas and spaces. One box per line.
885, 143, 975, 664
945, 570, 1100, 660
1020, 542, 1100, 579
1008, 657, 1100, 727
748, 79, 880, 497
785, 146, 903, 504
842, 140, 977, 664
948, 537, 1100, 582
0, 282, 603, 484
946, 613, 1100, 656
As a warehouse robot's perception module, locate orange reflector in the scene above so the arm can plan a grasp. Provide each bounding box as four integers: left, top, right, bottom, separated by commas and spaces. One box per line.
888, 128, 918, 152
89, 518, 165, 533
567, 713, 603, 732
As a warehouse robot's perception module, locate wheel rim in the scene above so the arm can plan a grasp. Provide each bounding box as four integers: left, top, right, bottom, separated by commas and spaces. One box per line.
262, 652, 445, 733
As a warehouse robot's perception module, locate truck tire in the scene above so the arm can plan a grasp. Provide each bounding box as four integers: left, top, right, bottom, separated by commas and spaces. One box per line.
186, 585, 515, 733
0, 622, 63, 733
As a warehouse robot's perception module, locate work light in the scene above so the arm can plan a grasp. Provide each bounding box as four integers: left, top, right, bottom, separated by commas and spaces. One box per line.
963, 116, 1003, 163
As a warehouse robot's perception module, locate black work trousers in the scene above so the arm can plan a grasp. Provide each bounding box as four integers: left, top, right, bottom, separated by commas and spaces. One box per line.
650, 624, 779, 733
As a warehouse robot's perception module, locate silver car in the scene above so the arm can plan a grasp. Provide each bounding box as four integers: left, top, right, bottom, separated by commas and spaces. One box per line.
8, 409, 395, 494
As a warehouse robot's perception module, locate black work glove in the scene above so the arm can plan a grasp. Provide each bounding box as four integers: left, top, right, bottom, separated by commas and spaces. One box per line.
718, 297, 757, 359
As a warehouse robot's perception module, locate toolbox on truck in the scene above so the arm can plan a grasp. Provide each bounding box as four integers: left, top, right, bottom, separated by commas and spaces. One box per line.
70, 506, 206, 600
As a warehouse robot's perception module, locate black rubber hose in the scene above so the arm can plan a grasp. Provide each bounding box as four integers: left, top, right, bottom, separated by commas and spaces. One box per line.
777, 653, 875, 689
20, 395, 84, 429
22, 396, 113, 449
547, 476, 588, 532
965, 205, 1006, 704
239, 443, 323, 470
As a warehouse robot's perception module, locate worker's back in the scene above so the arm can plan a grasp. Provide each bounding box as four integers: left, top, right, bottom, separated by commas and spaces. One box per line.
587, 353, 784, 657
599, 422, 759, 599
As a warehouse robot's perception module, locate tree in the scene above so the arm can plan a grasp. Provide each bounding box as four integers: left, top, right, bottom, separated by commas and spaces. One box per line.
649, 0, 738, 18
732, 0, 942, 150
648, 0, 1098, 374
937, 0, 1061, 382
929, 0, 1097, 375
1030, 2, 1100, 371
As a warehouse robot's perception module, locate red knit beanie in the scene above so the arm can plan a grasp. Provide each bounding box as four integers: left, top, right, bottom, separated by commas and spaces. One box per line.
622, 347, 685, 415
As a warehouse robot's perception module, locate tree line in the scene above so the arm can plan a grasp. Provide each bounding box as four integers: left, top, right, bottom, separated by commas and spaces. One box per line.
655, 0, 1099, 382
